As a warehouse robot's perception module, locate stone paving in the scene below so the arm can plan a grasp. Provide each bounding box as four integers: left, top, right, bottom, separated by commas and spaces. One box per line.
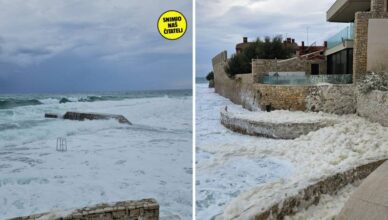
338, 161, 388, 220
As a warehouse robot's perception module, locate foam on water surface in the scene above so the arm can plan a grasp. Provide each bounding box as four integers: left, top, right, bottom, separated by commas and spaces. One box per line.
196, 83, 293, 219
0, 91, 192, 219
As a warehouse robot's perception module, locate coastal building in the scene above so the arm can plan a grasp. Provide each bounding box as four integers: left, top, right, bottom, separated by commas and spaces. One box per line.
235, 37, 327, 76
236, 37, 326, 61
211, 0, 388, 112
326, 0, 388, 81
236, 37, 252, 54
235, 0, 388, 81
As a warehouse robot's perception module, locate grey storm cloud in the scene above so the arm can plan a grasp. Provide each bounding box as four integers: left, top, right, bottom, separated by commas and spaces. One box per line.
15, 48, 52, 56
196, 0, 348, 76
0, 0, 192, 93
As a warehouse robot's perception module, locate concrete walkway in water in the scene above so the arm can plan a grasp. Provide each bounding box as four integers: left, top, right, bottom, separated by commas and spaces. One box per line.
338, 161, 388, 220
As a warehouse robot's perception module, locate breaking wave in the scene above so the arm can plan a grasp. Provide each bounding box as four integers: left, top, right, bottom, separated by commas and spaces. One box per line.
0, 89, 191, 109
0, 99, 42, 109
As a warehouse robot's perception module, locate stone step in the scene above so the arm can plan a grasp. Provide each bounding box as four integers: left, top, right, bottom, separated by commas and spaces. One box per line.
220, 109, 337, 139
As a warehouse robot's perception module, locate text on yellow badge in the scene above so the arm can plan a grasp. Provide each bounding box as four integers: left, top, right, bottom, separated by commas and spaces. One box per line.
158, 10, 187, 40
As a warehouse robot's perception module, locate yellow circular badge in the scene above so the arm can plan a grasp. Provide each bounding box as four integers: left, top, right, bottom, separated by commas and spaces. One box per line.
158, 10, 187, 40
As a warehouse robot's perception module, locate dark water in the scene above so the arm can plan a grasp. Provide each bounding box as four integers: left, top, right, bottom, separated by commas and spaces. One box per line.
0, 89, 192, 109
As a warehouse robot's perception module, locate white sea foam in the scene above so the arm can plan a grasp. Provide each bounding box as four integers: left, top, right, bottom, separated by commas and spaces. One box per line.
285, 183, 358, 220
196, 83, 388, 220
196, 83, 293, 219
227, 109, 341, 124
0, 94, 192, 219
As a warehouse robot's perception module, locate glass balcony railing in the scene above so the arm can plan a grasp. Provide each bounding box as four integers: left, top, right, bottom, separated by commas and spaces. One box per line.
256, 74, 353, 85
327, 23, 354, 49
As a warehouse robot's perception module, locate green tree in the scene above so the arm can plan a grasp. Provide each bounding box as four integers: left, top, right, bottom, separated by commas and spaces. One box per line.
225, 36, 295, 78
224, 53, 251, 78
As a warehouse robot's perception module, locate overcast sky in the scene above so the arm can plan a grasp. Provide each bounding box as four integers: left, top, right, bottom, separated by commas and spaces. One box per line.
0, 0, 192, 93
196, 0, 349, 77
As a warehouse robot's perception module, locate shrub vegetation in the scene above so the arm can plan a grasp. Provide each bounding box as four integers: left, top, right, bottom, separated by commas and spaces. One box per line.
206, 71, 214, 81
225, 36, 295, 78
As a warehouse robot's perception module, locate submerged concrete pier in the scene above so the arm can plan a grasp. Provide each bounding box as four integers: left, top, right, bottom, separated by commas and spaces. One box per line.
45, 112, 132, 125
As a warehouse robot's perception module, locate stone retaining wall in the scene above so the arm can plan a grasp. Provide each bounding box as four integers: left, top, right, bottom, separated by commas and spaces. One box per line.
252, 160, 387, 220
9, 199, 159, 220
212, 51, 314, 112
212, 51, 258, 110
306, 84, 357, 114
254, 84, 311, 111
220, 110, 336, 139
212, 51, 238, 102
357, 90, 388, 126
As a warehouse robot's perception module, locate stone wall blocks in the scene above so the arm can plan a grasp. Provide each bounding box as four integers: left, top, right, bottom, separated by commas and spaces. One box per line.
10, 199, 159, 220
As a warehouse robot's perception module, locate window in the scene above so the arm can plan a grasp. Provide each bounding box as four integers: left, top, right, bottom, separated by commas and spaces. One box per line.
311, 64, 319, 75
327, 49, 354, 75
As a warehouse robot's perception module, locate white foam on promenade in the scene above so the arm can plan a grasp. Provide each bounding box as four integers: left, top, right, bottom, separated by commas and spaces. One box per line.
196, 83, 388, 220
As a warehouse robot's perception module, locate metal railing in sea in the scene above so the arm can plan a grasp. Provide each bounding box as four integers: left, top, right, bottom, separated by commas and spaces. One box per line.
56, 137, 67, 152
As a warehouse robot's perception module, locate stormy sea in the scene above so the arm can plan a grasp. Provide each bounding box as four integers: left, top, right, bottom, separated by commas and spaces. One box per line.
0, 90, 192, 219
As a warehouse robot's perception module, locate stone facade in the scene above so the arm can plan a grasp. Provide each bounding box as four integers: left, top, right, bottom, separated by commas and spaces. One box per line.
9, 199, 159, 220
252, 56, 326, 78
254, 84, 311, 111
306, 84, 357, 114
252, 59, 277, 78
353, 3, 388, 82
371, 0, 387, 13
254, 83, 357, 114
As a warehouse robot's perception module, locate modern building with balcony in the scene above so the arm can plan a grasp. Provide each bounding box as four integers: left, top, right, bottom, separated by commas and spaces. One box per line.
325, 24, 354, 75
326, 0, 388, 81
211, 0, 388, 113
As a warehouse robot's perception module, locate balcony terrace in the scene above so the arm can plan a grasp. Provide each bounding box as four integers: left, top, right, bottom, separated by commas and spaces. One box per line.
325, 23, 355, 56
327, 0, 371, 22
327, 23, 354, 49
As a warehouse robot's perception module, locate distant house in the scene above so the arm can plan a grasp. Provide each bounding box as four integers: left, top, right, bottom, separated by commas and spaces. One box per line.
236, 37, 326, 60
235, 0, 388, 82
235, 37, 252, 54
